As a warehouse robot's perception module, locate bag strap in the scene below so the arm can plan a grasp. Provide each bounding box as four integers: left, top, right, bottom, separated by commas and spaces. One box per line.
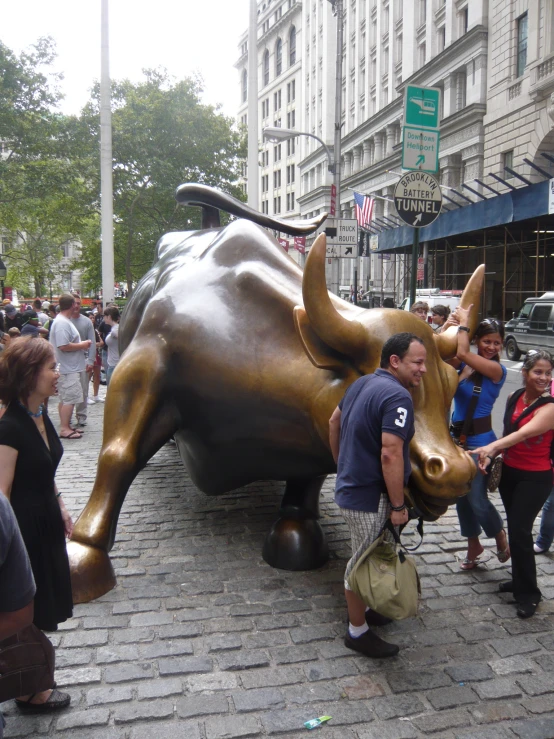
384, 517, 424, 553
504, 388, 554, 436
459, 372, 483, 449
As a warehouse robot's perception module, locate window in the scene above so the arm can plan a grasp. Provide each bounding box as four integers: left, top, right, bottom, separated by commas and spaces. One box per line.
240, 114, 247, 127
261, 174, 269, 192
517, 13, 528, 78
273, 170, 282, 188
263, 50, 270, 86
438, 26, 445, 51
262, 200, 269, 214
419, 0, 426, 24
530, 304, 553, 330
503, 150, 514, 179
287, 79, 296, 102
289, 26, 297, 65
273, 196, 281, 213
262, 98, 269, 118
456, 70, 466, 110
459, 6, 468, 35
274, 144, 282, 162
287, 137, 296, 156
262, 150, 269, 167
275, 6, 282, 21
287, 164, 295, 184
274, 89, 282, 111
241, 70, 247, 103
275, 38, 283, 77
419, 43, 426, 68
287, 109, 296, 128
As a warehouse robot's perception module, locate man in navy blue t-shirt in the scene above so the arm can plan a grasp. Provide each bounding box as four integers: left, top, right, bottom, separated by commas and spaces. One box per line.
329, 332, 426, 659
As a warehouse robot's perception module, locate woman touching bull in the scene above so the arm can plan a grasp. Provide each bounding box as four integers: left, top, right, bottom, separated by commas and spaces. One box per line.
448, 306, 509, 570
475, 350, 554, 618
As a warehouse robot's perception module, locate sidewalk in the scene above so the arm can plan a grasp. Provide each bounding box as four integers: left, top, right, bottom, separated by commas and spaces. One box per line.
3, 393, 554, 739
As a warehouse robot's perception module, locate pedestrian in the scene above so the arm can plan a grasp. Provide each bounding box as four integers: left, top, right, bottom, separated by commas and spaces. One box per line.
103, 306, 120, 386
0, 337, 72, 709
4, 305, 22, 332
87, 312, 104, 403
449, 310, 509, 569
32, 299, 49, 327
329, 332, 426, 659
475, 350, 554, 618
430, 304, 450, 333
409, 301, 429, 321
48, 293, 91, 439
70, 293, 96, 421
20, 310, 48, 339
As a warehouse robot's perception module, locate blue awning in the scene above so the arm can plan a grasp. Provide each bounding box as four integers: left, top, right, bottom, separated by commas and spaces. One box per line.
374, 180, 550, 252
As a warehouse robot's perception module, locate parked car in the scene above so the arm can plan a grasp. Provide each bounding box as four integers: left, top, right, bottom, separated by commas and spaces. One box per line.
503, 292, 554, 361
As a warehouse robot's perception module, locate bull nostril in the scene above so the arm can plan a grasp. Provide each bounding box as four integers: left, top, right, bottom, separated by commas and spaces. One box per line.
425, 455, 445, 479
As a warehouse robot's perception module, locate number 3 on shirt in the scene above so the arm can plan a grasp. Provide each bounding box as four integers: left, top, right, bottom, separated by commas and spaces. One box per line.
395, 407, 408, 428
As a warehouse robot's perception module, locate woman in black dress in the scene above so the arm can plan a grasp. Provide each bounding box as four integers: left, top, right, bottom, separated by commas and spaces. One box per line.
0, 337, 71, 711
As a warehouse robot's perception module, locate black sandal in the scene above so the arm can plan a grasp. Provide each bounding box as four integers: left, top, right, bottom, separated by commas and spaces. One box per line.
15, 688, 70, 712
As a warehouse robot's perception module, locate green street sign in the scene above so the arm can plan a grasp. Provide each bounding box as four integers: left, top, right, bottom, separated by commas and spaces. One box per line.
402, 126, 440, 173
404, 85, 441, 129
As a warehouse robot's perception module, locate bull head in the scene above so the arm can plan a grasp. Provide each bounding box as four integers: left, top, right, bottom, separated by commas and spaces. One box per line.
296, 233, 484, 518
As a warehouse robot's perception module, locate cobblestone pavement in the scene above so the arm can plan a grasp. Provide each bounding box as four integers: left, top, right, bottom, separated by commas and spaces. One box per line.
4, 393, 554, 739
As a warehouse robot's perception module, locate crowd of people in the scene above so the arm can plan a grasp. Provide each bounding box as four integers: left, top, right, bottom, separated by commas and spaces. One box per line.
0, 293, 122, 722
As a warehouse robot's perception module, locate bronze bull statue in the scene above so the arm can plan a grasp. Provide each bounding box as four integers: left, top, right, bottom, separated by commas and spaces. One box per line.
68, 184, 480, 603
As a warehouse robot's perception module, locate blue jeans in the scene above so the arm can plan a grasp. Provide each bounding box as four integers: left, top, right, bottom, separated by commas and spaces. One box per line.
535, 487, 554, 552
456, 452, 504, 539
106, 365, 116, 386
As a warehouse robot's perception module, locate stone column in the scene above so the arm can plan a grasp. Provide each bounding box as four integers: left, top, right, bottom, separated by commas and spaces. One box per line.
385, 125, 396, 157
362, 140, 372, 169
352, 146, 362, 173
440, 154, 462, 189
344, 151, 353, 178
374, 131, 384, 161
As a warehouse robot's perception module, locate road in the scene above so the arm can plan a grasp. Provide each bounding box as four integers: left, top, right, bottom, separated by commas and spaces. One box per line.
3, 367, 554, 739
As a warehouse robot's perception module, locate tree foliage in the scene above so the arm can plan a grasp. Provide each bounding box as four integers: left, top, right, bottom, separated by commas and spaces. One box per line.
0, 40, 245, 297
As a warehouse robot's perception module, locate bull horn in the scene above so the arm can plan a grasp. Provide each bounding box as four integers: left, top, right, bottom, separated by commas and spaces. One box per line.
302, 233, 367, 357
434, 264, 485, 359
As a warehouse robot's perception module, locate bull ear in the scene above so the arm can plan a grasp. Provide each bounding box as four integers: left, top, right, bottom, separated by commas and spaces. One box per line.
294, 306, 347, 371
434, 264, 485, 360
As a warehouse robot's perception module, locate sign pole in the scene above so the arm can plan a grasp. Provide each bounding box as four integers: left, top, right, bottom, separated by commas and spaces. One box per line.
410, 227, 420, 305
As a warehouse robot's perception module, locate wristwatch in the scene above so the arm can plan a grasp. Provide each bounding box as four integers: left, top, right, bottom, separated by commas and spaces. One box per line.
458, 326, 470, 333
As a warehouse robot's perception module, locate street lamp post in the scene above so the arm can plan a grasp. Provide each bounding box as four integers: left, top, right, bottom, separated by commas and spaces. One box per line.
0, 258, 7, 301
262, 127, 334, 172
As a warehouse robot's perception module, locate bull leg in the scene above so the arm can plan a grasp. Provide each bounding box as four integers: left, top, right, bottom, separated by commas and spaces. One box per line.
262, 475, 329, 570
68, 342, 178, 603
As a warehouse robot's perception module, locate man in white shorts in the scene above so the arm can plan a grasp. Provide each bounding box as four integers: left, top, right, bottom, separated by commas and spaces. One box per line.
70, 293, 97, 425
49, 294, 91, 439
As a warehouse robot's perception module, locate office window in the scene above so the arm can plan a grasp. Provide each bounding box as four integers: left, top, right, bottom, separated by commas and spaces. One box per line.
262, 200, 269, 214
263, 50, 270, 86
503, 150, 514, 179
274, 89, 282, 111
517, 13, 528, 77
287, 137, 296, 156
419, 43, 426, 68
241, 70, 247, 103
419, 0, 426, 24
274, 144, 282, 162
459, 6, 468, 35
274, 196, 281, 213
287, 164, 295, 184
273, 170, 282, 188
287, 109, 296, 128
275, 38, 283, 76
438, 26, 445, 51
287, 79, 296, 102
289, 26, 297, 65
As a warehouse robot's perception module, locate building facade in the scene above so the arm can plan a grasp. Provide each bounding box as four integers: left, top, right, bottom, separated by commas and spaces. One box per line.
237, 0, 493, 302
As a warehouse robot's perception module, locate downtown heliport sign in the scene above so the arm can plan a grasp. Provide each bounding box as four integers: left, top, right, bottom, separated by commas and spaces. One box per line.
402, 85, 442, 174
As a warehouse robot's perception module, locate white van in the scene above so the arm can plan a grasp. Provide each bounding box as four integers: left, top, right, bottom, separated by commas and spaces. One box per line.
400, 288, 461, 323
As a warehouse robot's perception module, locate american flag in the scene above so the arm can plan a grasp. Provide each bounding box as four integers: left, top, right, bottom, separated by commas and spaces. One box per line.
353, 191, 374, 229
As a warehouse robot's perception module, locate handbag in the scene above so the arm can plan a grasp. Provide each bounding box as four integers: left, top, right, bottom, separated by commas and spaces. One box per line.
450, 372, 483, 449
0, 625, 55, 703
487, 455, 503, 492
347, 520, 421, 621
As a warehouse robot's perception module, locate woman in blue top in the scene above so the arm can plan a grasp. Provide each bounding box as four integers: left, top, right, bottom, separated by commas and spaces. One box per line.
450, 307, 509, 569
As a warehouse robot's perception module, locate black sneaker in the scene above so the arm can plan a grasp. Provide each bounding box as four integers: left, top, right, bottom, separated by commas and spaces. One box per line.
365, 609, 393, 627
344, 629, 399, 659
498, 581, 514, 593
516, 601, 539, 619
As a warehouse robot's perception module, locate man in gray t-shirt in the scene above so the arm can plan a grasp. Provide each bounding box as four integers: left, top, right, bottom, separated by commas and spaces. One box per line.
70, 295, 96, 427
49, 294, 91, 439
0, 493, 35, 738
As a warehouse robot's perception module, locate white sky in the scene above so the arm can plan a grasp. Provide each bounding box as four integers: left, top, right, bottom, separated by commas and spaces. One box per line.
2, 0, 250, 118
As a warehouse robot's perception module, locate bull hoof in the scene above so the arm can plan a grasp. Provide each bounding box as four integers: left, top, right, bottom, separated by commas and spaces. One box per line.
67, 540, 116, 604
262, 517, 329, 571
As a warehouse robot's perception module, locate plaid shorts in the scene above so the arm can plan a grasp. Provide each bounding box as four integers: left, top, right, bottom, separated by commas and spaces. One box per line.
339, 495, 393, 589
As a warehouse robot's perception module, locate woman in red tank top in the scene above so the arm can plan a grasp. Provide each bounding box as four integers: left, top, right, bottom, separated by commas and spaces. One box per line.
475, 350, 554, 619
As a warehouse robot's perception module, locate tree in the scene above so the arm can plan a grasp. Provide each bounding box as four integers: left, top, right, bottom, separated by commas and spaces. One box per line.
79, 69, 246, 294
0, 39, 97, 295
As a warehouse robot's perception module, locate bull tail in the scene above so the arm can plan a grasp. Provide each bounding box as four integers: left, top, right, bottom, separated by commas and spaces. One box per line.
175, 183, 327, 236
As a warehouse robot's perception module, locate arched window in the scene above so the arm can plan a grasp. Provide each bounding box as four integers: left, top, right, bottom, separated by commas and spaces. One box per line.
241, 69, 248, 103
263, 50, 270, 86
289, 26, 296, 65
275, 38, 282, 77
